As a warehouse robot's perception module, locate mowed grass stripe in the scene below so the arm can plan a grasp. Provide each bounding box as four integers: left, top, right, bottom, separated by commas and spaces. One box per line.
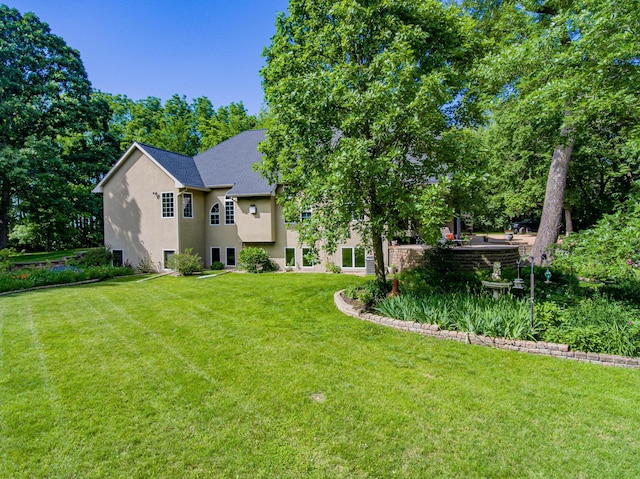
2, 273, 640, 478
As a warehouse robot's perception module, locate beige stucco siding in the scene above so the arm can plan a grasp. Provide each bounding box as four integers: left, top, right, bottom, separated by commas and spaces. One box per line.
178, 190, 206, 262
102, 150, 178, 269
235, 196, 275, 242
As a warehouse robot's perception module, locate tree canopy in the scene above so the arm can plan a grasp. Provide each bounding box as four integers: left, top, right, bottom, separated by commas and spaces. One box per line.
101, 94, 259, 156
465, 0, 640, 259
0, 5, 117, 250
260, 0, 478, 278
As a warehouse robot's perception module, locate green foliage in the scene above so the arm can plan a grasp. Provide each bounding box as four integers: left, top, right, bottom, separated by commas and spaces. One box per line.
210, 261, 225, 271
0, 248, 16, 272
376, 293, 533, 340
70, 246, 112, 268
237, 247, 276, 273
167, 248, 204, 275
466, 0, 640, 241
260, 0, 480, 278
325, 262, 341, 274
0, 6, 118, 250
541, 297, 640, 357
136, 255, 158, 274
553, 187, 640, 281
101, 93, 258, 156
0, 265, 134, 293
345, 278, 391, 307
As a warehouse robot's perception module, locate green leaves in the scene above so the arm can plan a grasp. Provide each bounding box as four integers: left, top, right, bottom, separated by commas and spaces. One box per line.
260, 0, 479, 277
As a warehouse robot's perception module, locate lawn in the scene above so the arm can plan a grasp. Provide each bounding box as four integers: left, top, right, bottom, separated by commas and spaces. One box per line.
1, 273, 639, 478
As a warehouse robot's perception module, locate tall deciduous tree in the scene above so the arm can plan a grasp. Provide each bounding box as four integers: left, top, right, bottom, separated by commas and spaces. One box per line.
466, 0, 640, 262
260, 0, 477, 279
0, 6, 114, 249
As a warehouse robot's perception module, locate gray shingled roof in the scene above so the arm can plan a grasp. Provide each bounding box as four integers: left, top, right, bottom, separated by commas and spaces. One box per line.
137, 143, 205, 189
194, 129, 274, 196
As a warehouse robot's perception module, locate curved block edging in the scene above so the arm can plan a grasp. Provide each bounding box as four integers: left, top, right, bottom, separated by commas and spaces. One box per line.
334, 290, 640, 369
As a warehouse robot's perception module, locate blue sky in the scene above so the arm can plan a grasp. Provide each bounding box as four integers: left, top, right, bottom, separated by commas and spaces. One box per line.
7, 0, 290, 114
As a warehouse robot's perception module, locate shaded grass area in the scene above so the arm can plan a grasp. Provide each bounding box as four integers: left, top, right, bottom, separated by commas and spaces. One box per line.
9, 248, 87, 264
1, 273, 639, 478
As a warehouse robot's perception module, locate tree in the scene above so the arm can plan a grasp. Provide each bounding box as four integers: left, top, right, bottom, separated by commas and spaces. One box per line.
466, 0, 640, 262
259, 0, 477, 279
102, 94, 258, 155
197, 100, 257, 151
0, 6, 113, 249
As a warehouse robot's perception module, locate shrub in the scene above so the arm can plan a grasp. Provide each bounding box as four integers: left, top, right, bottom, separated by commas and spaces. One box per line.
167, 248, 204, 275
71, 246, 112, 267
137, 255, 158, 273
326, 262, 341, 274
0, 248, 17, 272
238, 247, 276, 273
210, 260, 225, 271
346, 278, 392, 307
552, 186, 640, 281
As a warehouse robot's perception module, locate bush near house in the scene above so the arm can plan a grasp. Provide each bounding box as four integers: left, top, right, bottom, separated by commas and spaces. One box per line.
167, 248, 204, 275
238, 247, 276, 273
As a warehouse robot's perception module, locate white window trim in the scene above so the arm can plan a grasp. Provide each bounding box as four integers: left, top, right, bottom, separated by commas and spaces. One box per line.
341, 247, 366, 269
225, 198, 235, 225
182, 192, 193, 219
210, 247, 221, 266
225, 247, 236, 267
285, 247, 296, 267
161, 192, 174, 218
210, 202, 221, 226
163, 249, 176, 269
112, 249, 124, 267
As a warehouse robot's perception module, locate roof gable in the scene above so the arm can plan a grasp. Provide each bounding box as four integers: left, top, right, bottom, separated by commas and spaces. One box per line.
94, 130, 274, 196
194, 129, 274, 196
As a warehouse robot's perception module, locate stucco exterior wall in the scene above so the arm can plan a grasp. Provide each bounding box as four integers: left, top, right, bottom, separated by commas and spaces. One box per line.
102, 151, 178, 270
178, 189, 206, 262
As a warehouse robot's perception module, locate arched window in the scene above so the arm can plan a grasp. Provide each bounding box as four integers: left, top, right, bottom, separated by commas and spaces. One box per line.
210, 203, 220, 225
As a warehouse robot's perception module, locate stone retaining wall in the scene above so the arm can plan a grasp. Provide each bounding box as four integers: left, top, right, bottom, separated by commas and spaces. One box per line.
334, 290, 640, 369
389, 245, 521, 272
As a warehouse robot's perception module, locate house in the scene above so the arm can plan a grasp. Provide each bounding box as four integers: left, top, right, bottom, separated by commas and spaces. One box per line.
93, 129, 384, 273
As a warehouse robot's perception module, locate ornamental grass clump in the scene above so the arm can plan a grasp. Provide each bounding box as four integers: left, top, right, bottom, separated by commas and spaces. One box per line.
375, 292, 533, 340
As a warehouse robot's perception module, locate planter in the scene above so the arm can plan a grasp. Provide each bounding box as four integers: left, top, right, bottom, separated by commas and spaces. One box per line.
504, 232, 514, 241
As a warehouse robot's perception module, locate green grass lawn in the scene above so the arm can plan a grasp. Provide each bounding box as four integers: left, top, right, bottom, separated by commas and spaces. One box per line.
2, 273, 639, 478
10, 248, 87, 264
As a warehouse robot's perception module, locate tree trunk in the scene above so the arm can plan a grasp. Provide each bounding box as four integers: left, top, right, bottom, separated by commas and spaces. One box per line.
564, 207, 573, 237
0, 183, 10, 250
372, 229, 386, 281
531, 138, 575, 264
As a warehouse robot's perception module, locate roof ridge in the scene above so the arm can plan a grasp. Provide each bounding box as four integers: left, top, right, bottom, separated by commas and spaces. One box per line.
136, 142, 194, 159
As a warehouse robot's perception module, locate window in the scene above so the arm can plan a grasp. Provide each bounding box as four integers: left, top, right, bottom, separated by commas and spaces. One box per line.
341, 247, 366, 268
226, 247, 236, 266
163, 250, 175, 269
285, 247, 296, 267
162, 192, 174, 218
112, 250, 123, 267
302, 247, 318, 267
182, 193, 193, 218
211, 247, 221, 264
225, 198, 235, 225
210, 203, 220, 225
301, 210, 312, 222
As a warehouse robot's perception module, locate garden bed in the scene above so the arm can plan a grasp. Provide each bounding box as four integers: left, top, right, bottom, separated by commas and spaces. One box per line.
335, 291, 640, 368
